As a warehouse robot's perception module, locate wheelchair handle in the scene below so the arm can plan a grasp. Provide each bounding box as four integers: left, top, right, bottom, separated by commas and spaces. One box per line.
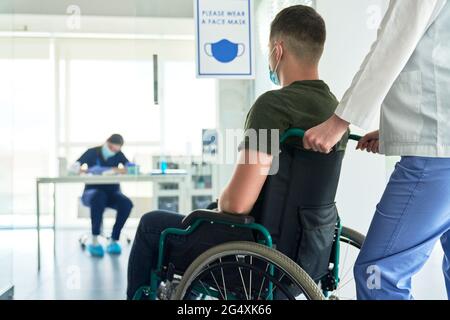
280, 128, 362, 144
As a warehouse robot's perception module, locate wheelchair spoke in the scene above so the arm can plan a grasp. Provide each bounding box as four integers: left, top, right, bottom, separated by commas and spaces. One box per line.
199, 280, 213, 298
257, 263, 270, 300
249, 256, 252, 300
337, 245, 355, 298
337, 243, 349, 299
235, 256, 250, 300
219, 258, 228, 300
337, 278, 356, 300
340, 264, 354, 286
338, 276, 355, 291
270, 274, 285, 296
208, 267, 225, 300
325, 233, 363, 301
340, 241, 350, 282
182, 258, 303, 300
332, 273, 356, 300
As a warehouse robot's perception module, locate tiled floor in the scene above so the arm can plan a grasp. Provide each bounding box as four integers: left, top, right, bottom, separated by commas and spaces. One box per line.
3, 228, 133, 300
0, 227, 448, 300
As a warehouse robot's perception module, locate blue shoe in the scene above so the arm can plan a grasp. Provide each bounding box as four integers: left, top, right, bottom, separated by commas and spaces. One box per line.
87, 244, 104, 257
106, 242, 122, 255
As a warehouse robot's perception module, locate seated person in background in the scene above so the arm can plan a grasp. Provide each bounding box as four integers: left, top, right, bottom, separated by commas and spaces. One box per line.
127, 5, 347, 298
74, 134, 133, 257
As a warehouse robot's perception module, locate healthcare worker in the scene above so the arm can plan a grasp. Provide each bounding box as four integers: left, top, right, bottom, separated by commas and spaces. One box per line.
303, 0, 450, 299
75, 134, 133, 257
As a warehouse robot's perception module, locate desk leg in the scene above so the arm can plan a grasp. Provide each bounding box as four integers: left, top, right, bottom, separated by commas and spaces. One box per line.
36, 181, 41, 271
53, 182, 56, 257
182, 177, 189, 213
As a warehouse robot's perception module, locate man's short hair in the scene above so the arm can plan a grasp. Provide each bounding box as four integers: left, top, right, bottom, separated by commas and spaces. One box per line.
107, 134, 124, 146
270, 5, 326, 65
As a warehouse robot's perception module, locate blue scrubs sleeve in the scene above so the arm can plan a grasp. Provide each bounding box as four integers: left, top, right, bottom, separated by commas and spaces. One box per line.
77, 150, 92, 164
77, 148, 99, 167
118, 152, 129, 165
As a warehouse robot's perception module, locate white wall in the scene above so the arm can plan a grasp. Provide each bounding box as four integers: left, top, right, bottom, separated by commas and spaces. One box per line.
317, 0, 447, 299
316, 0, 389, 234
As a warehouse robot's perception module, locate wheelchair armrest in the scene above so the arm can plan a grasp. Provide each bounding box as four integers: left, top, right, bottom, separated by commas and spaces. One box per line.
181, 209, 255, 228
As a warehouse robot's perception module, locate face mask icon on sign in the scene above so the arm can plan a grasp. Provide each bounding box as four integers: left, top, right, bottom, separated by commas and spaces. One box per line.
204, 39, 245, 63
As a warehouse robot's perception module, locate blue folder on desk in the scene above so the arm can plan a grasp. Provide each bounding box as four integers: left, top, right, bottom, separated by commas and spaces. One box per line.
87, 165, 111, 175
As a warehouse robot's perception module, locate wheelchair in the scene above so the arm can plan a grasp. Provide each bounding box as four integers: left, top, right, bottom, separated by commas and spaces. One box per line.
133, 129, 365, 300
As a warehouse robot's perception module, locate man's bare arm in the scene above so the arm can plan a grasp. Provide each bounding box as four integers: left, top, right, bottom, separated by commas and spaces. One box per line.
218, 149, 273, 215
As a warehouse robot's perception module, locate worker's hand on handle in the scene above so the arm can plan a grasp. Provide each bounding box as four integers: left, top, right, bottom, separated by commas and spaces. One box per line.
356, 130, 380, 154
303, 114, 350, 154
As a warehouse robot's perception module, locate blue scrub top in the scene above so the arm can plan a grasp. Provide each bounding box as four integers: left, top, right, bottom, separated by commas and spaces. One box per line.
77, 146, 129, 193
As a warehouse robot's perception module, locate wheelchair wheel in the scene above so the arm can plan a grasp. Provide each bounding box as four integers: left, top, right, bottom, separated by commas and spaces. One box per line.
325, 226, 365, 300
173, 241, 324, 300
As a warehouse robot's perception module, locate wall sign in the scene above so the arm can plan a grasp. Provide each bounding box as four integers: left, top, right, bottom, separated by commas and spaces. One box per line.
195, 0, 255, 79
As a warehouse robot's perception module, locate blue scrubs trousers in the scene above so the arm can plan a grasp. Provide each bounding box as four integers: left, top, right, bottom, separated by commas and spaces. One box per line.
82, 189, 133, 241
354, 156, 450, 300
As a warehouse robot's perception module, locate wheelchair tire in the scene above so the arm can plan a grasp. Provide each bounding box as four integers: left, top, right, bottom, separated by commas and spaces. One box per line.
173, 241, 325, 300
341, 226, 365, 249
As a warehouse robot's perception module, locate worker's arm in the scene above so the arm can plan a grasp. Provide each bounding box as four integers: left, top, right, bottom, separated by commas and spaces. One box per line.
218, 149, 273, 215
335, 0, 447, 129
113, 153, 129, 174
304, 0, 447, 153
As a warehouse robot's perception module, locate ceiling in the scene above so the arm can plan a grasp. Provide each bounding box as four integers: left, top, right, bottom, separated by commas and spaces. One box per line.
0, 0, 194, 18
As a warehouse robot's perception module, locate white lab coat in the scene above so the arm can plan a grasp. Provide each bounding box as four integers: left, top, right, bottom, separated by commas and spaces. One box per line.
335, 0, 450, 157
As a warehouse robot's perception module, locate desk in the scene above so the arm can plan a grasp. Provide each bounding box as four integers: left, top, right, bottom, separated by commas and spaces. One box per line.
36, 171, 188, 271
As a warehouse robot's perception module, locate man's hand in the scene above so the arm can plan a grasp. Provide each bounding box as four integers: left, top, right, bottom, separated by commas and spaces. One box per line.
356, 130, 380, 154
113, 167, 127, 174
303, 115, 350, 153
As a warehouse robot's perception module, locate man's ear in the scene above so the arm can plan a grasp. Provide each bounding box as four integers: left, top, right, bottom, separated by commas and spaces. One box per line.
276, 41, 284, 60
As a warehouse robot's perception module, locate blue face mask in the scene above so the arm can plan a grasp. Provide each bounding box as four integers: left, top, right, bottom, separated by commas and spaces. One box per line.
204, 39, 245, 63
269, 46, 281, 86
102, 144, 117, 160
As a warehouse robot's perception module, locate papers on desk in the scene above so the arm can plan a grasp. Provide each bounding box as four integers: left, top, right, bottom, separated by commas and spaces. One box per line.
77, 169, 187, 177
86, 165, 114, 175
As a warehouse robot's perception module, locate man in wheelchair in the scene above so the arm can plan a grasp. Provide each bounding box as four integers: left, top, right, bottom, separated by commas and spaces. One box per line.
127, 5, 349, 299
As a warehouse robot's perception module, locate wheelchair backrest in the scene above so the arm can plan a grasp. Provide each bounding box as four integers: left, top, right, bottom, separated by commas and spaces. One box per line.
250, 143, 345, 280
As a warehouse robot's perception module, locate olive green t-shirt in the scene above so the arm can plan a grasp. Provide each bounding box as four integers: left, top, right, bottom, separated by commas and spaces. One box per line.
240, 80, 349, 155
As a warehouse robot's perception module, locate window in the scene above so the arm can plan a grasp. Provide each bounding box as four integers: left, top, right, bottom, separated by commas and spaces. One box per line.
1, 37, 217, 225
58, 38, 216, 164
0, 38, 55, 219
68, 59, 159, 144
